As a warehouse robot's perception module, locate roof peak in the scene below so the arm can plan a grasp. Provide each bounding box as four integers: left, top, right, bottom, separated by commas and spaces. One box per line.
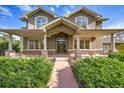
21, 6, 103, 21
65, 6, 102, 17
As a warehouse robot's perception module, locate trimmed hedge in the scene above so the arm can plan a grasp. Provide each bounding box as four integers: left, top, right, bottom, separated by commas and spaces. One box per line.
0, 57, 53, 88
108, 52, 124, 62
73, 57, 124, 88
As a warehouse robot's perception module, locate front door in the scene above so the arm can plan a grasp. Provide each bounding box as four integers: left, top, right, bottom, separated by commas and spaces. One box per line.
57, 38, 67, 53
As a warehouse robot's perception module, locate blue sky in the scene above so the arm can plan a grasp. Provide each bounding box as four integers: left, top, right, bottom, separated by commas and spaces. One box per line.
0, 5, 124, 29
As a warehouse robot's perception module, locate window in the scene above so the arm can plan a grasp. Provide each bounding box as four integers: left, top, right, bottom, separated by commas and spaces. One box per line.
80, 40, 90, 49
80, 40, 85, 49
85, 40, 90, 49
74, 40, 77, 49
102, 44, 110, 51
29, 40, 34, 49
74, 39, 90, 49
35, 16, 48, 28
28, 40, 40, 49
75, 16, 88, 28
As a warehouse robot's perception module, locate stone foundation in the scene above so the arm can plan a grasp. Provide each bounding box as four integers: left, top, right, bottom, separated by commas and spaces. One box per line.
5, 50, 16, 57
22, 50, 48, 57
75, 49, 108, 58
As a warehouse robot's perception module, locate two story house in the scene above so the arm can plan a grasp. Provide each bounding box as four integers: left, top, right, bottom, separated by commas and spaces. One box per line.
0, 6, 124, 57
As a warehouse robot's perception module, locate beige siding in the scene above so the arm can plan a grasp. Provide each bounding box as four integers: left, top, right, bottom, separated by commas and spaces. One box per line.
23, 37, 28, 49
27, 12, 55, 29
66, 12, 102, 29
91, 37, 102, 49
68, 35, 73, 49
47, 35, 56, 49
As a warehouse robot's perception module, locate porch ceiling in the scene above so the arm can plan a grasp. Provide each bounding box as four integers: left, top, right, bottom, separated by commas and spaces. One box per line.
0, 29, 44, 38
78, 29, 124, 37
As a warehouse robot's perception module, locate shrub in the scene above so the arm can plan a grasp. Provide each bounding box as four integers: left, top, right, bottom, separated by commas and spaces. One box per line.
73, 57, 124, 88
108, 52, 124, 62
0, 57, 53, 88
118, 44, 124, 54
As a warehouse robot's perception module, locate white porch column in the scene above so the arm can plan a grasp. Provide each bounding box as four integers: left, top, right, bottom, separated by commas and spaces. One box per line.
72, 36, 74, 50
111, 33, 115, 52
76, 33, 80, 50
8, 33, 13, 51
44, 32, 47, 50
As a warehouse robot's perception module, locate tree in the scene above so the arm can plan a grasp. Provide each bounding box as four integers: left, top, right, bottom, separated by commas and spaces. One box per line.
0, 35, 21, 55
0, 36, 8, 55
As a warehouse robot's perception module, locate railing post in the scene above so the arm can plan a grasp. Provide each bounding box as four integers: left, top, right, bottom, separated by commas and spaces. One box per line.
8, 33, 13, 51
111, 33, 115, 52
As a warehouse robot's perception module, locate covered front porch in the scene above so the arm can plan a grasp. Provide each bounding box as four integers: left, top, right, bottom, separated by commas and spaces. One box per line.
0, 28, 123, 58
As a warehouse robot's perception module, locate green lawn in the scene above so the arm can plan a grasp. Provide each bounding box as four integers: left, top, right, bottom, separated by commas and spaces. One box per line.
0, 57, 54, 88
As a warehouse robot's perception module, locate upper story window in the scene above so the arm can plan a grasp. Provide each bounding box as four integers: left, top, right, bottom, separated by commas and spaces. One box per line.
75, 16, 88, 28
35, 16, 48, 28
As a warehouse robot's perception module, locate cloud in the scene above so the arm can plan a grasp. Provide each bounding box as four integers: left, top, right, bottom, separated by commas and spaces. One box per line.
62, 5, 81, 15
0, 6, 12, 17
104, 19, 124, 29
17, 5, 35, 12
0, 25, 8, 29
106, 23, 124, 29
66, 10, 71, 14
55, 5, 60, 8
62, 6, 71, 15
50, 7, 55, 12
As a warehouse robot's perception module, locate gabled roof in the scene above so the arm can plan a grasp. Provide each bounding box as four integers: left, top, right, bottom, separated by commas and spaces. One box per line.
21, 7, 58, 21
41, 17, 80, 30
65, 6, 102, 18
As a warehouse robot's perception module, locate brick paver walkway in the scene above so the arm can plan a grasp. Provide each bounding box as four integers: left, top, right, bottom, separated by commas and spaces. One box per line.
48, 57, 79, 88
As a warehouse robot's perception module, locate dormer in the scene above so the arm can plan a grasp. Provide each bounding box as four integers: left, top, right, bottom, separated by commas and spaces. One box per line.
20, 7, 58, 29
65, 7, 108, 29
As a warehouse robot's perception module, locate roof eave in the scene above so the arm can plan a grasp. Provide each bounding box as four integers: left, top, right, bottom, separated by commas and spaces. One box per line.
65, 7, 102, 18
20, 7, 58, 21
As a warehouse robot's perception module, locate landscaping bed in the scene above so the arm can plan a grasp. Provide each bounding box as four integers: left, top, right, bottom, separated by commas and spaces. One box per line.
73, 57, 124, 88
108, 52, 124, 62
0, 57, 54, 88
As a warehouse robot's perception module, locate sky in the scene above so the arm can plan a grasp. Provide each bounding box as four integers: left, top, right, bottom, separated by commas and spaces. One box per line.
0, 5, 124, 29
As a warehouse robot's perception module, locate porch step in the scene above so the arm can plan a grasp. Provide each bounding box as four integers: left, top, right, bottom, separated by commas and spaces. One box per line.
55, 57, 68, 61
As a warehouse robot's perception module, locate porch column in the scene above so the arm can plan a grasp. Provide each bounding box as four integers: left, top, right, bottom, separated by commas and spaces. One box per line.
8, 33, 13, 51
72, 36, 74, 50
76, 33, 80, 50
111, 33, 115, 52
44, 32, 47, 50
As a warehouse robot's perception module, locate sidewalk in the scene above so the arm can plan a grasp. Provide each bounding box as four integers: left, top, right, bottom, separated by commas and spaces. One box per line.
48, 57, 79, 88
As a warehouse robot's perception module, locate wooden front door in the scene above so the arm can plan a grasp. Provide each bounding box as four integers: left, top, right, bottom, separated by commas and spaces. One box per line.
57, 38, 67, 53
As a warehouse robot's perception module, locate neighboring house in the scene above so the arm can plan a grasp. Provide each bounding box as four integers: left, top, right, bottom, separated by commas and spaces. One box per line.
0, 6, 124, 57
102, 36, 124, 52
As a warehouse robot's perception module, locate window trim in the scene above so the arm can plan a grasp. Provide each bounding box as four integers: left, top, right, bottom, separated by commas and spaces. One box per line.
35, 16, 48, 29
75, 16, 88, 28
27, 39, 41, 50
74, 38, 91, 49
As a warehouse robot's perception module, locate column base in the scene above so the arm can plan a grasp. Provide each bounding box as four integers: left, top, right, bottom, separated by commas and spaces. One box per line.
75, 50, 81, 58
5, 50, 16, 57
41, 50, 48, 57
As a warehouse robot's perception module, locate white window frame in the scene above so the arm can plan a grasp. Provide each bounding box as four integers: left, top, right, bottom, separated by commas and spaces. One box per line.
75, 16, 88, 28
35, 16, 48, 29
27, 39, 40, 50
80, 39, 91, 49
74, 38, 91, 50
